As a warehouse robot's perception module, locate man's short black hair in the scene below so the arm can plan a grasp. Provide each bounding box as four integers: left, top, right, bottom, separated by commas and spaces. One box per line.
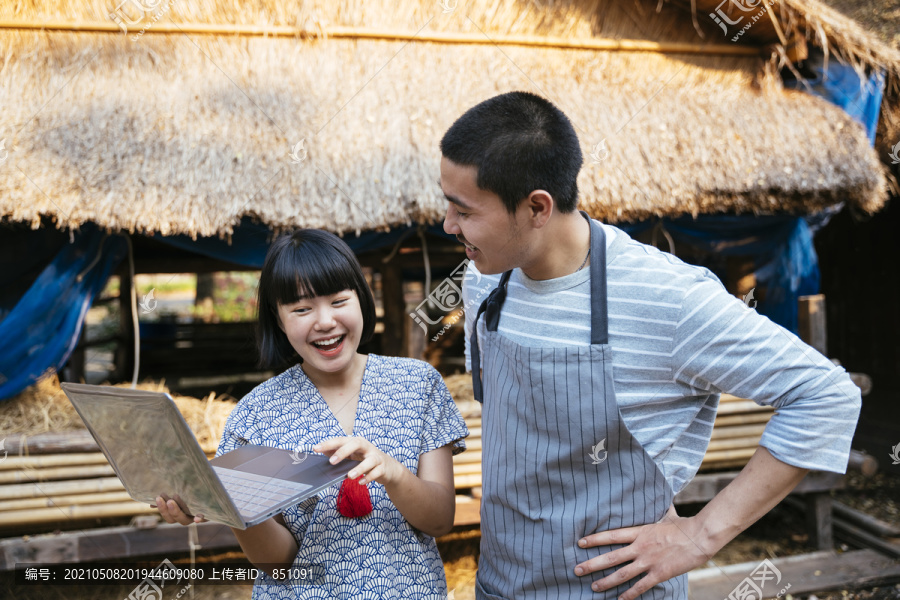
256, 229, 376, 369
440, 91, 583, 214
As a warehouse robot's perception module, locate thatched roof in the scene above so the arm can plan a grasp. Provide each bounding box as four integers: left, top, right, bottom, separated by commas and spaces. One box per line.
0, 0, 889, 237
680, 0, 900, 150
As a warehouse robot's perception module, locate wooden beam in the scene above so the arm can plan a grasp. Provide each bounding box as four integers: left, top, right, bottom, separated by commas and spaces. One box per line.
0, 21, 762, 56
2, 431, 99, 455
674, 471, 843, 505
0, 522, 239, 570
454, 496, 481, 527
688, 549, 900, 598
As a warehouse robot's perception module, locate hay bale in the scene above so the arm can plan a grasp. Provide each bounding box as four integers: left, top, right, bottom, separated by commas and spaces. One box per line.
445, 373, 480, 420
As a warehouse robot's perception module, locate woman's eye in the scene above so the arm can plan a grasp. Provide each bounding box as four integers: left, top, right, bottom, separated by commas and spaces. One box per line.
333, 298, 348, 306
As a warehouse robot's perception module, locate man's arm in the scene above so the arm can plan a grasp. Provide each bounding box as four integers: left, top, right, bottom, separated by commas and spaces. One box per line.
574, 447, 806, 599
576, 275, 860, 598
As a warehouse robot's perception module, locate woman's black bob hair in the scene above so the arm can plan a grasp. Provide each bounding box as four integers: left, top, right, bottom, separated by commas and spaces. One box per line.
256, 229, 376, 369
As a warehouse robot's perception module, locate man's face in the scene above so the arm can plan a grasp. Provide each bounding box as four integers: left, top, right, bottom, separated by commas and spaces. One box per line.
439, 157, 526, 275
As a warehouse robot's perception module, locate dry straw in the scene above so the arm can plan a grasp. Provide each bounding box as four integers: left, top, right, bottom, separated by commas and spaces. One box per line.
0, 373, 235, 451
0, 0, 891, 239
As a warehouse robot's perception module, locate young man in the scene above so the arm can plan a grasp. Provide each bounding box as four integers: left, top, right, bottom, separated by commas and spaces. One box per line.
439, 91, 861, 600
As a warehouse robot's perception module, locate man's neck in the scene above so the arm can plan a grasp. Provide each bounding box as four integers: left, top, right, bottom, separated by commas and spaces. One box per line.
520, 212, 591, 281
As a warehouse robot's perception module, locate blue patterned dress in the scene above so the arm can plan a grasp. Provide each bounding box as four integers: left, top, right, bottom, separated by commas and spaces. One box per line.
216, 354, 469, 600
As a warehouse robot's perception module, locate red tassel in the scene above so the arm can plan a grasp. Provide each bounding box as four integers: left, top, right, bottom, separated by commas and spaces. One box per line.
336, 475, 373, 518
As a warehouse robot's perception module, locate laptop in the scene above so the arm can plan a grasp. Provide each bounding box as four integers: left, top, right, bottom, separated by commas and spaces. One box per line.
61, 382, 355, 529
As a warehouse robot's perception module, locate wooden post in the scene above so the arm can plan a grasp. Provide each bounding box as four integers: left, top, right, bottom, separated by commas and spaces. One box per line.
380, 261, 406, 357
805, 493, 834, 551
798, 294, 827, 356
406, 281, 426, 360
62, 329, 86, 383
114, 273, 135, 380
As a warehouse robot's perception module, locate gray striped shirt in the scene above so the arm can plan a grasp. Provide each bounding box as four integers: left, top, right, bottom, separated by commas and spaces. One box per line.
463, 221, 861, 493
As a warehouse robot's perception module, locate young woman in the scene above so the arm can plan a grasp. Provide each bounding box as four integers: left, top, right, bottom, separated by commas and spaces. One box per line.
156, 230, 468, 599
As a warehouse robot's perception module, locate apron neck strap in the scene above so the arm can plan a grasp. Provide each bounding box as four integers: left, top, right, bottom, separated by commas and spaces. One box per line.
583, 210, 609, 345
480, 213, 608, 344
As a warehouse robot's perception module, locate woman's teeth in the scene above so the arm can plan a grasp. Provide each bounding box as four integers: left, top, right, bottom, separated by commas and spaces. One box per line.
312, 336, 342, 347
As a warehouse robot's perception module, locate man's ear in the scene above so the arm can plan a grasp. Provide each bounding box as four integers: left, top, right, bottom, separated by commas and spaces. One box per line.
524, 190, 554, 229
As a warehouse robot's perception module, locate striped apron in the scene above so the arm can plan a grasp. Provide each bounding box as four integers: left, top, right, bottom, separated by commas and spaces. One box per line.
470, 212, 686, 599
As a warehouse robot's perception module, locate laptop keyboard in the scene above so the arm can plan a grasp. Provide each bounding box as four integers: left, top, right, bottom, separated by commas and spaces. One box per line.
213, 466, 313, 517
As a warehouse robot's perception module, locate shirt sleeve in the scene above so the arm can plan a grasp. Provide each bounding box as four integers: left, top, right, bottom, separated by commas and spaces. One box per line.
418, 363, 469, 456
672, 276, 861, 474
215, 394, 256, 457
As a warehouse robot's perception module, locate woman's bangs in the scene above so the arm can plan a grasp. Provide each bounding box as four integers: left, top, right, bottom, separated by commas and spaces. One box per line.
272, 244, 356, 305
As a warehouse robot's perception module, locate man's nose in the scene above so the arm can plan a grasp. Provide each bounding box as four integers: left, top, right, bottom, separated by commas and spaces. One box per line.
443, 206, 459, 235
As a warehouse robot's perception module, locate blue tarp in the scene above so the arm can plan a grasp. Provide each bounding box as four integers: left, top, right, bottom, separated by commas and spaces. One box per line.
782, 49, 885, 144
153, 217, 456, 268
0, 225, 126, 399
619, 215, 821, 333
0, 221, 454, 400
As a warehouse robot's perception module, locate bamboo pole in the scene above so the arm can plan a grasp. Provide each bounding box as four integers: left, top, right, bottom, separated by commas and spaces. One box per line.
0, 477, 125, 500
453, 463, 483, 477
709, 424, 767, 440
1, 431, 99, 455
0, 501, 156, 527
716, 401, 773, 416
0, 464, 115, 485
0, 453, 111, 471
713, 413, 772, 427
0, 449, 216, 471
0, 20, 763, 56
453, 474, 484, 489
707, 436, 762, 453
0, 491, 134, 512
701, 448, 757, 463
453, 451, 482, 465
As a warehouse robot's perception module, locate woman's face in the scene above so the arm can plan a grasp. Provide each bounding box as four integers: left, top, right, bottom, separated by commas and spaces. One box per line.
276, 289, 364, 377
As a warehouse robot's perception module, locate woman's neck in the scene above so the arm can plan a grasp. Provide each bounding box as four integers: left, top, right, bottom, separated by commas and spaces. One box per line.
301, 353, 368, 393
